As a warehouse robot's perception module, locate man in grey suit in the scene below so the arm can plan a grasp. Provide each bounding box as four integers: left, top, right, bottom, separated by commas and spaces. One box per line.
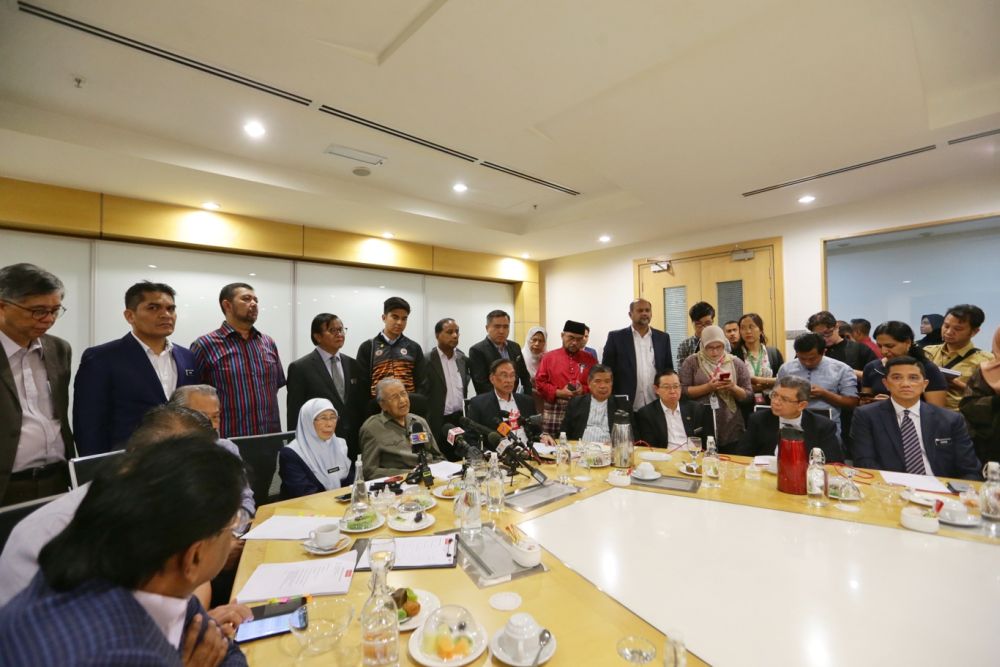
423, 318, 470, 460
0, 263, 74, 506
286, 313, 363, 458
852, 356, 980, 480
469, 309, 532, 395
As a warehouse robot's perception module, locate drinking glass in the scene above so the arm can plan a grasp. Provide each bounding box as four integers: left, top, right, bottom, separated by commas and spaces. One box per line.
289, 598, 354, 657
686, 437, 702, 468
663, 630, 686, 667
368, 536, 396, 591
617, 636, 657, 664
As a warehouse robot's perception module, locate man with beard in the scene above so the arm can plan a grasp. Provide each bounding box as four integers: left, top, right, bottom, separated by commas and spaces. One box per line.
191, 283, 285, 437
534, 320, 597, 435
601, 298, 674, 410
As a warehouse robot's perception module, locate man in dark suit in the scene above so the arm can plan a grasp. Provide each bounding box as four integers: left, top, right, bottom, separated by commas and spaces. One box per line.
0, 263, 74, 506
286, 313, 364, 458
422, 318, 471, 459
852, 356, 981, 480
73, 282, 198, 456
469, 309, 532, 395
635, 370, 713, 448
737, 375, 843, 462
562, 365, 632, 440
467, 359, 537, 448
0, 436, 248, 666
601, 298, 673, 410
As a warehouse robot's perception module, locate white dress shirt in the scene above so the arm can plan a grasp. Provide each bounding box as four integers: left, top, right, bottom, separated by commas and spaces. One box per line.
890, 398, 934, 475
774, 413, 804, 455
583, 398, 610, 442
132, 589, 189, 648
632, 327, 656, 409
495, 391, 527, 442
0, 329, 63, 471
659, 401, 689, 447
131, 333, 177, 399
438, 347, 465, 415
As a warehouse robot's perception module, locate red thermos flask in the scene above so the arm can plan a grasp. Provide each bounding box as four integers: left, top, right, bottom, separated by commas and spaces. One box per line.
777, 426, 808, 495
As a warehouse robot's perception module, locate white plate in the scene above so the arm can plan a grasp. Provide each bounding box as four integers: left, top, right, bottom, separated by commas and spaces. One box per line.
341, 513, 386, 534
399, 589, 441, 632
489, 628, 556, 666
638, 451, 671, 462
396, 496, 437, 511
900, 489, 943, 508
432, 486, 462, 500
938, 513, 982, 528
408, 623, 488, 667
631, 471, 662, 481
389, 513, 437, 533
302, 535, 351, 556
676, 463, 702, 478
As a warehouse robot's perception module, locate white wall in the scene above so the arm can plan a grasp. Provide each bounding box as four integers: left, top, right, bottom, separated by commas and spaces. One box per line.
541, 176, 1000, 359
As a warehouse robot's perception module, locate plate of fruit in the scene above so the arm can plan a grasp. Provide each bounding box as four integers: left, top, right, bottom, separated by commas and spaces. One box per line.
394, 587, 439, 632
408, 605, 487, 666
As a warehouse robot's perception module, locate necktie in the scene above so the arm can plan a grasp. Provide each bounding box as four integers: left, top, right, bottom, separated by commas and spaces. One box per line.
899, 409, 926, 475
331, 355, 346, 401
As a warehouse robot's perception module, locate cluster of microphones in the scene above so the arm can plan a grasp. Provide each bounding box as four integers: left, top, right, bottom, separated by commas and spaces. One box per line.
440, 412, 549, 486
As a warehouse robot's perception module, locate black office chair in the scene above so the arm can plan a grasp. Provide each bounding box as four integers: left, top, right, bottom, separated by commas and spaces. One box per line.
68, 450, 126, 489
230, 431, 295, 507
0, 494, 63, 553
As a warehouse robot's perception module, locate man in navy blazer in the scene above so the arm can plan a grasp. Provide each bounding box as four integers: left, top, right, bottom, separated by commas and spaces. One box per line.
737, 376, 844, 462
422, 318, 471, 459
852, 356, 980, 480
286, 313, 364, 458
466, 359, 537, 450
561, 366, 633, 440
73, 282, 198, 456
635, 370, 713, 448
601, 299, 673, 410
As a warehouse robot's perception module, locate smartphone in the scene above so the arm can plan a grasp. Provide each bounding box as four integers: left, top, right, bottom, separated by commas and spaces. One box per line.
718, 372, 731, 381
947, 481, 971, 494
235, 610, 297, 643
335, 493, 352, 503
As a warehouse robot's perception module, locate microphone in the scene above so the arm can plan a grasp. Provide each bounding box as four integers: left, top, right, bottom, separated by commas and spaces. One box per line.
408, 419, 429, 448
443, 423, 483, 463
459, 416, 497, 439
496, 438, 548, 485
406, 419, 433, 487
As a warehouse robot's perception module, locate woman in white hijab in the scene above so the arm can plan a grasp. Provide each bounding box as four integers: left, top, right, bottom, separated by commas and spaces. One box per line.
522, 326, 547, 379
279, 398, 353, 499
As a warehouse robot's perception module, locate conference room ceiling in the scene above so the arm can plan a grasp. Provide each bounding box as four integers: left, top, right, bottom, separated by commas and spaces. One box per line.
1, 0, 998, 261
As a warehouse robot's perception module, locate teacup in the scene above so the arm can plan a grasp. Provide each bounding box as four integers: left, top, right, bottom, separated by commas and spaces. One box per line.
939, 499, 969, 523
308, 522, 342, 549
635, 462, 656, 478
499, 612, 541, 661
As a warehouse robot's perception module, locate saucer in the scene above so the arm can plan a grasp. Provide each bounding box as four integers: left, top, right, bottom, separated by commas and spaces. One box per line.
638, 451, 671, 462
409, 622, 488, 667
341, 513, 386, 533
395, 496, 437, 510
900, 489, 941, 508
489, 628, 556, 666
432, 486, 462, 500
676, 463, 701, 478
938, 513, 982, 528
631, 471, 662, 481
389, 513, 437, 532
302, 535, 350, 555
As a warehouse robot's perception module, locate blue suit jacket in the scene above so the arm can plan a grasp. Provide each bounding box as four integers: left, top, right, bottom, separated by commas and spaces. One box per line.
0, 574, 246, 666
851, 399, 981, 480
601, 327, 673, 403
278, 446, 355, 500
73, 334, 198, 456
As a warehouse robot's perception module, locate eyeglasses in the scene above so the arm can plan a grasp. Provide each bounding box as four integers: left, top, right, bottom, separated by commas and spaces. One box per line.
229, 508, 251, 538
657, 384, 682, 391
327, 327, 347, 334
2, 301, 67, 321
314, 413, 338, 422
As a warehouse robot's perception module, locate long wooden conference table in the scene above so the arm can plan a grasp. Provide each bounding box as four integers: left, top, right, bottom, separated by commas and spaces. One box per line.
233, 452, 998, 666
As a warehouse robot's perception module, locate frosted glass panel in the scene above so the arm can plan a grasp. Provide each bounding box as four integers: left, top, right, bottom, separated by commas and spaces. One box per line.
424, 275, 514, 352
293, 262, 426, 363
94, 241, 295, 426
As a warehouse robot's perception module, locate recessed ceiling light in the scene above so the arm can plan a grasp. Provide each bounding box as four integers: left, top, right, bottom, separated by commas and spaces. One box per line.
452, 183, 468, 193
521, 253, 530, 259
201, 201, 220, 211
147, 264, 157, 269
598, 235, 611, 243
378, 285, 385, 289
248, 273, 256, 277
798, 195, 816, 204
243, 120, 266, 138
381, 232, 394, 239
902, 280, 912, 284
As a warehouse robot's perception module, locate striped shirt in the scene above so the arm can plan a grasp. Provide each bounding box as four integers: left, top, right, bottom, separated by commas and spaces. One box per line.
191, 322, 286, 437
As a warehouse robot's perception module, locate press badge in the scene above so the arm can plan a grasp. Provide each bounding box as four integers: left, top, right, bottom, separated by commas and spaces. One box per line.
933, 438, 952, 448
327, 466, 341, 474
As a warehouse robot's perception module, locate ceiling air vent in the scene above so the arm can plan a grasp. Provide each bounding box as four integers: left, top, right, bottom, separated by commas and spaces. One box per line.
479, 162, 580, 196
947, 128, 1000, 145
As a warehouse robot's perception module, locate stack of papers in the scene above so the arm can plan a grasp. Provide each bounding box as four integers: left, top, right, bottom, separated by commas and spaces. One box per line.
235, 552, 358, 603
242, 515, 339, 541
879, 471, 950, 493
357, 535, 457, 570
429, 461, 463, 480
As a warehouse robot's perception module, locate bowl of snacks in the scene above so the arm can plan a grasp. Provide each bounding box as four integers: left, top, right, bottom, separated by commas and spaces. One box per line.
410, 605, 487, 665
342, 508, 382, 533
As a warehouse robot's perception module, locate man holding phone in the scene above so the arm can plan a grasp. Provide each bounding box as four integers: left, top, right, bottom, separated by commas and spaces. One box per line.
534, 320, 597, 435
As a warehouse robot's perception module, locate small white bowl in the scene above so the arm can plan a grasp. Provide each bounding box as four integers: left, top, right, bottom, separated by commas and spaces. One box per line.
508, 538, 543, 568
900, 506, 939, 534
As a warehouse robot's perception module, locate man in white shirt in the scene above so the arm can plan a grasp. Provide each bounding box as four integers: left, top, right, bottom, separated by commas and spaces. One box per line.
423, 318, 470, 459
73, 281, 199, 456
635, 370, 713, 448
562, 365, 631, 441
601, 298, 674, 410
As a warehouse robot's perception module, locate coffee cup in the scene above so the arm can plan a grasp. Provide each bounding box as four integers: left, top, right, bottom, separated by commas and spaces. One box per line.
635, 462, 655, 477
308, 522, 342, 549
939, 499, 969, 523
499, 612, 541, 661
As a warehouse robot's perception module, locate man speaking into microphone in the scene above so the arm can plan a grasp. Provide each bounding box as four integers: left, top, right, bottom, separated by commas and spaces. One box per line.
466, 359, 537, 447
359, 378, 443, 479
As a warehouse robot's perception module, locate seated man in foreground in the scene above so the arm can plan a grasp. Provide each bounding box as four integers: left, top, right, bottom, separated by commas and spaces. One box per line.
852, 356, 980, 480
360, 378, 443, 479
634, 370, 713, 448
0, 436, 249, 666
737, 375, 844, 462
466, 358, 537, 449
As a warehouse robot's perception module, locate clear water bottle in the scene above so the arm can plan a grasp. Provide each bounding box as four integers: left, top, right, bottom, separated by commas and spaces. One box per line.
701, 436, 720, 488
360, 547, 399, 666
981, 461, 1000, 521
556, 431, 571, 485
458, 466, 482, 539
806, 447, 828, 507
350, 455, 370, 512
485, 452, 505, 519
